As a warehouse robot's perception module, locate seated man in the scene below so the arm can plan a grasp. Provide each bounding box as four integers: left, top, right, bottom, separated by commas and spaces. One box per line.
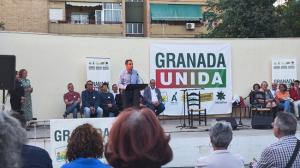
99, 82, 118, 117
253, 112, 300, 167
115, 88, 123, 114
63, 83, 80, 118
196, 122, 244, 168
81, 80, 103, 118
143, 79, 165, 115
112, 83, 118, 98
290, 80, 300, 117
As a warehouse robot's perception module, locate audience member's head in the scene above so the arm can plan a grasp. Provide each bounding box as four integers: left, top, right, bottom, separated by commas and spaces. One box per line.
86, 80, 94, 91
105, 108, 173, 168
273, 112, 297, 138
253, 83, 260, 91
125, 59, 133, 72
294, 80, 300, 88
271, 82, 278, 90
209, 122, 233, 150
278, 83, 288, 92
112, 84, 118, 93
260, 81, 269, 91
19, 69, 28, 79
66, 123, 104, 162
67, 83, 74, 92
101, 82, 109, 93
0, 111, 26, 168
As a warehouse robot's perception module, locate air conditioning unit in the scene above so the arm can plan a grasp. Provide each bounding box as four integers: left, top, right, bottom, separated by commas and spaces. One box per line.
186, 23, 195, 30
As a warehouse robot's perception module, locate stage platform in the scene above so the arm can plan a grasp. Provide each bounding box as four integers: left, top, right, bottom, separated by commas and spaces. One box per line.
26, 118, 300, 168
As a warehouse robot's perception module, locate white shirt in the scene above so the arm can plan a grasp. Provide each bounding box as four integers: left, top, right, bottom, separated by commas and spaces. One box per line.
195, 150, 244, 168
151, 88, 158, 103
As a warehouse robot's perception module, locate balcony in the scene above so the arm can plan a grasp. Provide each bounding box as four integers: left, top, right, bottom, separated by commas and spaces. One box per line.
49, 23, 123, 36
150, 23, 208, 38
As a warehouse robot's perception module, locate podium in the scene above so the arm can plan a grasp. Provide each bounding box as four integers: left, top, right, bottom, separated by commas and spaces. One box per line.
123, 84, 148, 108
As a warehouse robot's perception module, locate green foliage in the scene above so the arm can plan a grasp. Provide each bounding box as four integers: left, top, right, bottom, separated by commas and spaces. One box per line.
275, 0, 300, 37
206, 0, 279, 38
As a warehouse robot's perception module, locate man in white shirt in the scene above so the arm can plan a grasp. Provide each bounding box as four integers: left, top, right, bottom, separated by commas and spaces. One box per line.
143, 79, 165, 115
195, 122, 244, 168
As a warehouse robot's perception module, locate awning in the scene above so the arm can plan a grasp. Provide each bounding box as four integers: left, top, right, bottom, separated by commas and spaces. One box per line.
150, 4, 202, 21
66, 2, 102, 7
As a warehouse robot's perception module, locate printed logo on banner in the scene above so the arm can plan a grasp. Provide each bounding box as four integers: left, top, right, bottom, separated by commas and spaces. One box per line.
150, 43, 232, 115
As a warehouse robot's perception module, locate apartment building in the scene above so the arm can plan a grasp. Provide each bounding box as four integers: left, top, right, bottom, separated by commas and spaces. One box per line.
0, 0, 208, 37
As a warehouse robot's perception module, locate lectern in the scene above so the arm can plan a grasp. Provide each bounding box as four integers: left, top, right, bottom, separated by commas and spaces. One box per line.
123, 84, 148, 108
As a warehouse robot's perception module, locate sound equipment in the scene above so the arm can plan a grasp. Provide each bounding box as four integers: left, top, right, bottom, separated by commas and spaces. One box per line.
0, 55, 16, 90
216, 117, 238, 130
251, 115, 273, 129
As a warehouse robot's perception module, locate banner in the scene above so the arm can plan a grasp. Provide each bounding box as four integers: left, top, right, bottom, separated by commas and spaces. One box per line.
86, 57, 111, 90
50, 118, 115, 168
150, 43, 232, 115
272, 58, 297, 86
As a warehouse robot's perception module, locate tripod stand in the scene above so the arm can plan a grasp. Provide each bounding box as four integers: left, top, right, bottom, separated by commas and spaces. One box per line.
176, 89, 187, 128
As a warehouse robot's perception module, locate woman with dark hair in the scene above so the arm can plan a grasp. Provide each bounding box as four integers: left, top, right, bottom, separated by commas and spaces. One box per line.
105, 108, 173, 168
19, 69, 33, 122
275, 83, 293, 113
62, 123, 110, 168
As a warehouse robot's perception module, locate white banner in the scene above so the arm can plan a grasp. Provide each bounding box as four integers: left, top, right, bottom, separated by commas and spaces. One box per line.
86, 57, 111, 90
272, 58, 297, 85
50, 118, 115, 168
150, 43, 232, 115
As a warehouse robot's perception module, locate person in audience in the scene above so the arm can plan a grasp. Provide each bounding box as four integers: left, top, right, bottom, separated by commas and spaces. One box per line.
271, 82, 278, 97
105, 108, 173, 168
290, 80, 300, 118
81, 80, 103, 118
62, 123, 109, 168
112, 84, 118, 98
11, 112, 53, 168
143, 79, 165, 116
118, 59, 141, 108
115, 88, 123, 114
250, 83, 261, 106
0, 111, 26, 168
253, 112, 300, 167
63, 83, 81, 118
9, 71, 25, 113
99, 82, 118, 117
260, 81, 278, 118
19, 69, 33, 122
275, 83, 293, 113
195, 122, 244, 168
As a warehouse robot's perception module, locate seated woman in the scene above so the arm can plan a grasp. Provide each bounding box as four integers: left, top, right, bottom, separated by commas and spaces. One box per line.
62, 123, 110, 168
105, 108, 173, 168
260, 81, 278, 117
249, 83, 262, 106
275, 84, 293, 113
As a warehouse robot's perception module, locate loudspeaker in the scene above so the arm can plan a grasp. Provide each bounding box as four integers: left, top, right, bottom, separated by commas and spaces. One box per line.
251, 115, 273, 129
0, 55, 16, 90
216, 117, 238, 130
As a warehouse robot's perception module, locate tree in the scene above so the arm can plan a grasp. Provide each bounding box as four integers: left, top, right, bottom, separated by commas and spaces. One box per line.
276, 0, 300, 37
206, 0, 278, 38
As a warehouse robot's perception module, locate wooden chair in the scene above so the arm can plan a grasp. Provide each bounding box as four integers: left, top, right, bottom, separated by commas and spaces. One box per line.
186, 91, 207, 128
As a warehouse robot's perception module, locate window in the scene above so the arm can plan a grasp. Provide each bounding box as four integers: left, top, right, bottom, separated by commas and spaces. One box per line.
126, 23, 143, 34
95, 10, 102, 24
49, 9, 63, 22
71, 13, 89, 24
126, 0, 143, 2
103, 3, 121, 24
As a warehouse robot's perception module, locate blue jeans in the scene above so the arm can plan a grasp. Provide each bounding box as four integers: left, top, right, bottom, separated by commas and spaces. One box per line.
278, 100, 292, 113
65, 102, 79, 118
83, 107, 103, 118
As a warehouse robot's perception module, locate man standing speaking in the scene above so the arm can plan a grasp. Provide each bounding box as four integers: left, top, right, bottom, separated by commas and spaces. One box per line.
118, 59, 140, 108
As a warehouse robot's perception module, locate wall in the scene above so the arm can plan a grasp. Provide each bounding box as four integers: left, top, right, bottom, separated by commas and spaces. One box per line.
0, 0, 48, 33
0, 32, 299, 119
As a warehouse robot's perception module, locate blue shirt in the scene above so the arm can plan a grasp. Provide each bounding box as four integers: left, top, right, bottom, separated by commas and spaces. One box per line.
21, 144, 53, 168
118, 69, 140, 89
61, 158, 110, 168
81, 90, 100, 108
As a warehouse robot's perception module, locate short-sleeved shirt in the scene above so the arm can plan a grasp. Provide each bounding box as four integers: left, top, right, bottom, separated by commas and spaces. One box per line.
64, 91, 80, 106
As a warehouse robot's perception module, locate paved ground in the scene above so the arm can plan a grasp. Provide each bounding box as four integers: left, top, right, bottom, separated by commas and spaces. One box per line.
26, 118, 300, 168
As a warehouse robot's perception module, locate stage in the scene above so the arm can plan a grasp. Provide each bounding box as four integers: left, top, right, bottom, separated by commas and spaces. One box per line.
25, 117, 300, 168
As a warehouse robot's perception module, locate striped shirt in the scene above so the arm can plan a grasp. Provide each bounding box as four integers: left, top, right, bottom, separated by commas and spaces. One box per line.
255, 135, 300, 168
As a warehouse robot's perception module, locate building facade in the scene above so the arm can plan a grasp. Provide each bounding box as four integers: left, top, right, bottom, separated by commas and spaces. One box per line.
0, 0, 208, 37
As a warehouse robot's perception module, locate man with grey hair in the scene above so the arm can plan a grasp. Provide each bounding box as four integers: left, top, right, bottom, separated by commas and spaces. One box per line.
254, 112, 300, 167
195, 122, 244, 168
0, 111, 27, 168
